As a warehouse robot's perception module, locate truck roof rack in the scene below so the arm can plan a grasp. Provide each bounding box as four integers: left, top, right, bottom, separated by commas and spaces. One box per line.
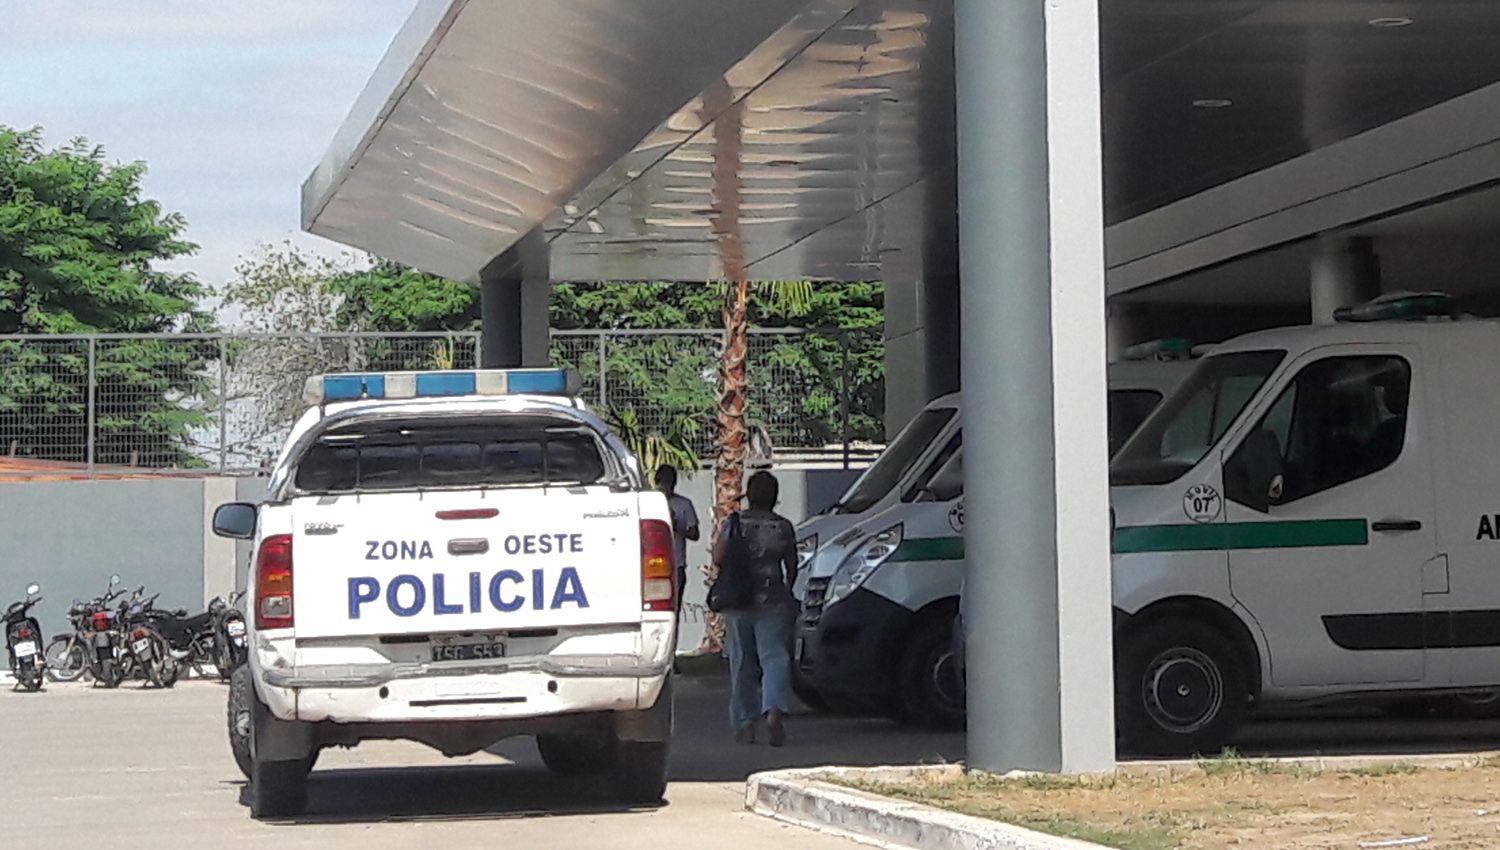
1333, 292, 1458, 323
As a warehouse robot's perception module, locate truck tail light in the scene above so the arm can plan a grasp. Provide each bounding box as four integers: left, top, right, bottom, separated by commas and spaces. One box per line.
639, 519, 675, 612
256, 534, 294, 630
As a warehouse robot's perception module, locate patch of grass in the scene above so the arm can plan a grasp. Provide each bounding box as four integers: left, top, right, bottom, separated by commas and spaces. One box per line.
1007, 813, 1177, 850
1340, 762, 1420, 778
842, 776, 1179, 850
1197, 748, 1309, 777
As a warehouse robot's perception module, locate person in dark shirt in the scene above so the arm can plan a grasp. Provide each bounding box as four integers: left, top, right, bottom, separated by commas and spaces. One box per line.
713, 470, 799, 746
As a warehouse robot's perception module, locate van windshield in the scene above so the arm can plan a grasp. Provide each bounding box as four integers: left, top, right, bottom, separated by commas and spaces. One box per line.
1111, 351, 1285, 486
830, 407, 956, 514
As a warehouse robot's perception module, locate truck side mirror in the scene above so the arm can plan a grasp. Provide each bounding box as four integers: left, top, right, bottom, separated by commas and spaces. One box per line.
1225, 429, 1284, 514
212, 503, 258, 540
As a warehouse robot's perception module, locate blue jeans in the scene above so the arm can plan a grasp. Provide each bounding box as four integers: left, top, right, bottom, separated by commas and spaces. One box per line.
724, 603, 795, 729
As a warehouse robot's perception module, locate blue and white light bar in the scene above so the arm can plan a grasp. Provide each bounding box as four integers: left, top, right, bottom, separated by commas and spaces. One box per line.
303, 368, 577, 405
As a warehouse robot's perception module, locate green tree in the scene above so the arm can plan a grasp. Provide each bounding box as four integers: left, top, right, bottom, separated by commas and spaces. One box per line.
550, 281, 885, 460
0, 126, 215, 466
216, 244, 480, 465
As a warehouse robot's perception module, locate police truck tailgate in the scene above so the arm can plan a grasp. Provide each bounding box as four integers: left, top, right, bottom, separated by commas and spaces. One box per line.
292, 490, 644, 639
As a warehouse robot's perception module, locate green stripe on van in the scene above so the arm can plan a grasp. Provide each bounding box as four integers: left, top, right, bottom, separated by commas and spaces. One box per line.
888, 536, 965, 563
1112, 519, 1368, 554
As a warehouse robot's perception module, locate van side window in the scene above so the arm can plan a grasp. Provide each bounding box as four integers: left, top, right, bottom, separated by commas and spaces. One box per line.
903, 434, 962, 502
1231, 356, 1411, 505
1108, 390, 1163, 457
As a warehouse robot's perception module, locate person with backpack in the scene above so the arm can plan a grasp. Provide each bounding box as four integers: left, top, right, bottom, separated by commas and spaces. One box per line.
709, 470, 799, 746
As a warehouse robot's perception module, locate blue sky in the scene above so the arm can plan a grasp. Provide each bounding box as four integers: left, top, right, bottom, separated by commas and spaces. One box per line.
1, 1, 422, 288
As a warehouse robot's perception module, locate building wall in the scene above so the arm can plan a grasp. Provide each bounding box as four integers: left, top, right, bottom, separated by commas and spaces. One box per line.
0, 469, 857, 645
0, 479, 214, 635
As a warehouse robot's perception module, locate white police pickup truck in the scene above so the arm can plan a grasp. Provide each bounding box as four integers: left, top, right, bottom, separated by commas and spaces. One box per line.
211, 368, 677, 818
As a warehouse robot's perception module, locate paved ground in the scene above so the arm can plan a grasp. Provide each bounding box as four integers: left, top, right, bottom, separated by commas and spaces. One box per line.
0, 674, 959, 848
6, 673, 1500, 847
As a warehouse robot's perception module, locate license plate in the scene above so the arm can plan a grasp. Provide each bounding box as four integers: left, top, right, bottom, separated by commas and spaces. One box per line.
226, 621, 245, 636
431, 640, 506, 662
132, 638, 152, 656
13, 641, 37, 659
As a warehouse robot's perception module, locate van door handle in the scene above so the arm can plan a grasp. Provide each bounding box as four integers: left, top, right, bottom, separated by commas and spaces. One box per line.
1371, 519, 1423, 533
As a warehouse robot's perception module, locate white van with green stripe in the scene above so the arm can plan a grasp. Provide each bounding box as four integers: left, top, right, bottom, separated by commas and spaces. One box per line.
794, 357, 1193, 727
1110, 295, 1500, 755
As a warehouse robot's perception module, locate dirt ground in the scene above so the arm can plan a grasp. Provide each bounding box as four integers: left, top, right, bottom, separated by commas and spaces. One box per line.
845, 756, 1500, 850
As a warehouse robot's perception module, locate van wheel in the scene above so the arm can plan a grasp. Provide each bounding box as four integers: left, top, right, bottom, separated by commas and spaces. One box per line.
1118, 618, 1247, 757
614, 741, 668, 805
250, 757, 309, 819
792, 672, 828, 713
1443, 690, 1500, 719
537, 734, 614, 777
895, 616, 966, 730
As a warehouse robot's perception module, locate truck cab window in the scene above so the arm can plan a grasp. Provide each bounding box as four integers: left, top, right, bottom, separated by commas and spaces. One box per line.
294, 418, 608, 492
1233, 355, 1410, 505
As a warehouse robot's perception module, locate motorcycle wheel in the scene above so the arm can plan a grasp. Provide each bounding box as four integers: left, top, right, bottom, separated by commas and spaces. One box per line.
146, 635, 179, 689
95, 658, 123, 689
19, 663, 44, 691
44, 637, 88, 683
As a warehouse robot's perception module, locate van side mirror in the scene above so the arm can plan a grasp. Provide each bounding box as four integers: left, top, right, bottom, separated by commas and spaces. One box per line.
1225, 429, 1284, 514
212, 503, 258, 540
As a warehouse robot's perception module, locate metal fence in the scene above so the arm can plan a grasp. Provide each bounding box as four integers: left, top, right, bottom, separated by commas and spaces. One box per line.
0, 328, 883, 476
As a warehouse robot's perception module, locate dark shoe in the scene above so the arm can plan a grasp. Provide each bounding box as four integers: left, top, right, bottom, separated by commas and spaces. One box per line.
767, 710, 786, 748
735, 724, 756, 745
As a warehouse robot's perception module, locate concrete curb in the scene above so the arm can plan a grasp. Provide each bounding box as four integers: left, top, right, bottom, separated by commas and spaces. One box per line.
745, 753, 1500, 850
745, 766, 1109, 850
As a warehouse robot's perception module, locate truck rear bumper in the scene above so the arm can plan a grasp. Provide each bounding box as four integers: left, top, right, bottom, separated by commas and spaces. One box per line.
262, 653, 669, 689
259, 663, 669, 725
252, 674, 675, 761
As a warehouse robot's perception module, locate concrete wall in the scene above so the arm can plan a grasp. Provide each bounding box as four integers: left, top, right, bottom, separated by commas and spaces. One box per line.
0, 479, 222, 635
0, 468, 856, 644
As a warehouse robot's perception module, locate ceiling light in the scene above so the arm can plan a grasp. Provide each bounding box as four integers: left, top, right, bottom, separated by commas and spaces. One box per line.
1192, 98, 1233, 109
1367, 16, 1413, 28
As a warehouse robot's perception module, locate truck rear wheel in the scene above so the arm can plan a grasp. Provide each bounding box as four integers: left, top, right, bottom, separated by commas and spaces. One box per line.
250, 757, 309, 819
537, 734, 613, 777
1118, 618, 1247, 757
613, 740, 668, 805
228, 666, 253, 780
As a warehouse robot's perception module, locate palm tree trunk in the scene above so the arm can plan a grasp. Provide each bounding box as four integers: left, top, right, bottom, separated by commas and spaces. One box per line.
701, 87, 746, 654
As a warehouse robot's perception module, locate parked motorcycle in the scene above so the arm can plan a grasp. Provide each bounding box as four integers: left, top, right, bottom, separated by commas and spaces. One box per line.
89, 577, 130, 688
211, 591, 247, 681
46, 578, 125, 683
146, 601, 215, 681
5, 583, 46, 691
118, 590, 177, 689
